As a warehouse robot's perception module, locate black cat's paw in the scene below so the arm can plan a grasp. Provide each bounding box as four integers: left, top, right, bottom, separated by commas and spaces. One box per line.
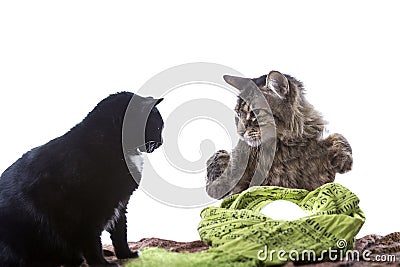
326, 133, 353, 174
87, 261, 120, 267
206, 150, 230, 182
115, 250, 138, 259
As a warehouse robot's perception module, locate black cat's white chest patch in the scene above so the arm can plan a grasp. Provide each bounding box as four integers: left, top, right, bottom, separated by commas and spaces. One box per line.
128, 152, 144, 173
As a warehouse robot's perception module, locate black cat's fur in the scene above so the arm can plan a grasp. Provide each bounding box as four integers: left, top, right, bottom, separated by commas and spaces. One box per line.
0, 92, 163, 266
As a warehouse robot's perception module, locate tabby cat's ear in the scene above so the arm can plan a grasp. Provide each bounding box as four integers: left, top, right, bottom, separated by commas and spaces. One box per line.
267, 71, 289, 99
251, 75, 267, 88
223, 75, 252, 91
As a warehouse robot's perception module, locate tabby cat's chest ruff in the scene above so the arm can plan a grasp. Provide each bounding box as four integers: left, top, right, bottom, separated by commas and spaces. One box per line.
262, 140, 335, 190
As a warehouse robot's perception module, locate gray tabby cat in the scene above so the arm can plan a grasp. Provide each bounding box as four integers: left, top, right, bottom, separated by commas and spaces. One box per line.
206, 71, 352, 199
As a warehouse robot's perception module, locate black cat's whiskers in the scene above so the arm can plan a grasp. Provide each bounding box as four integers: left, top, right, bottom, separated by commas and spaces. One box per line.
134, 140, 162, 153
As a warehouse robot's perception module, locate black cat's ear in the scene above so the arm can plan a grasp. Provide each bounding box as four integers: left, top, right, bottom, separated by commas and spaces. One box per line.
266, 71, 289, 99
143, 97, 163, 108
155, 98, 163, 105
223, 75, 253, 91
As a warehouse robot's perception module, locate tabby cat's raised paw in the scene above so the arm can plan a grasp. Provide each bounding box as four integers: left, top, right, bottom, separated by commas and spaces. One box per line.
327, 133, 353, 174
206, 150, 230, 182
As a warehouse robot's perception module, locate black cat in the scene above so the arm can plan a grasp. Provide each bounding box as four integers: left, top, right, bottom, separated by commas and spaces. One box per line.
0, 92, 163, 266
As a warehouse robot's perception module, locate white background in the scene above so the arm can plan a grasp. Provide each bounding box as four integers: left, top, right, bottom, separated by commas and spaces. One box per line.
1, 1, 399, 244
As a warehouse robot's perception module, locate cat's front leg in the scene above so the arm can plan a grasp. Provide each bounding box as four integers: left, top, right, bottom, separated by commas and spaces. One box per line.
82, 234, 118, 266
206, 150, 233, 199
206, 150, 230, 182
108, 202, 138, 259
325, 133, 353, 174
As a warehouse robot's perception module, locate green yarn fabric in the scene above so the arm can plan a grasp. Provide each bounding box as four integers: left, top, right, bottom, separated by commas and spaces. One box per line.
198, 183, 365, 265
126, 183, 365, 267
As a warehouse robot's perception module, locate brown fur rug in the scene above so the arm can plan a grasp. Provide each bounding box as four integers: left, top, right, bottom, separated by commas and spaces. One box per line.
95, 233, 400, 266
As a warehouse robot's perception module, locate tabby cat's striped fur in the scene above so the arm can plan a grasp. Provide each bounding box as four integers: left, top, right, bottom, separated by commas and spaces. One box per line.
206, 71, 352, 199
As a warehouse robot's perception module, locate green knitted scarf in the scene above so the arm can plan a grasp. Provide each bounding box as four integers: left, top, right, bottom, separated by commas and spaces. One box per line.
126, 183, 365, 267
